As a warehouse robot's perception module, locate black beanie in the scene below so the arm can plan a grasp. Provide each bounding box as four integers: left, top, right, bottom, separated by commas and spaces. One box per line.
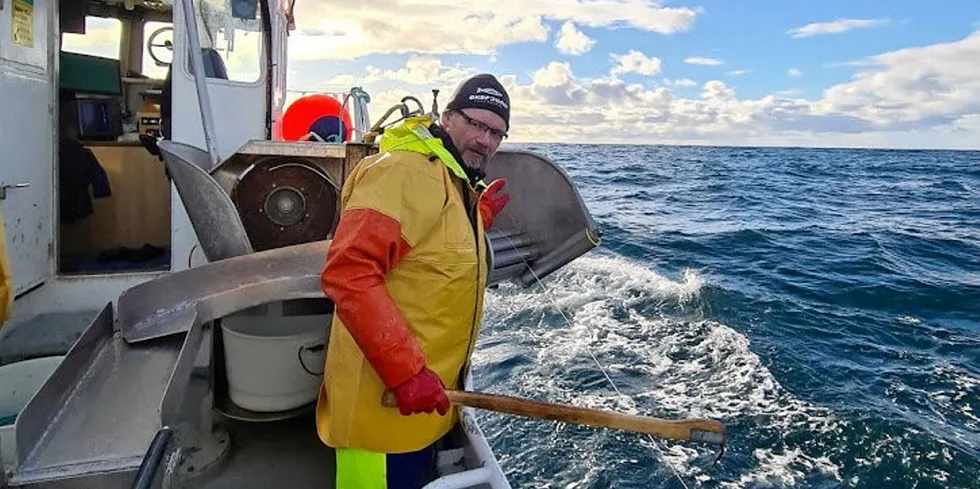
444, 74, 511, 130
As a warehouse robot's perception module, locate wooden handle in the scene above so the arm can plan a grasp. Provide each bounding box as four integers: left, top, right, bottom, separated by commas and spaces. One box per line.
382, 389, 726, 445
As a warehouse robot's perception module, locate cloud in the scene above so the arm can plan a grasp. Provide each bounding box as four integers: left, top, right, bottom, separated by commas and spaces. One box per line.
727, 69, 752, 77
324, 69, 381, 87
381, 56, 475, 84
323, 74, 360, 87
290, 56, 479, 118
368, 87, 436, 117
787, 18, 889, 38
290, 0, 700, 60
504, 68, 841, 143
788, 68, 803, 77
287, 31, 980, 149
610, 50, 662, 76
818, 31, 980, 127
701, 80, 736, 100
953, 113, 980, 132
664, 78, 698, 87
315, 57, 473, 89
822, 59, 879, 69
773, 88, 805, 97
555, 21, 596, 55
526, 62, 590, 106
491, 30, 980, 148
685, 57, 723, 66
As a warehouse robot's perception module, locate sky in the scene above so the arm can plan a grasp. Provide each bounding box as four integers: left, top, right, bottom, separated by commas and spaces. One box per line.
285, 0, 980, 149
60, 1, 980, 150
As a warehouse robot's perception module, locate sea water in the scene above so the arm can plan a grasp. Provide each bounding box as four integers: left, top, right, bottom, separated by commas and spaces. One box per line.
472, 145, 980, 489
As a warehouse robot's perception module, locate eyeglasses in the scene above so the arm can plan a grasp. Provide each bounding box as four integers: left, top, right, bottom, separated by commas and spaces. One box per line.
455, 110, 508, 141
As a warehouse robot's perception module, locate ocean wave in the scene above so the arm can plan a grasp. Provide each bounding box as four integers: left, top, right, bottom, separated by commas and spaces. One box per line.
475, 255, 847, 488
480, 143, 980, 488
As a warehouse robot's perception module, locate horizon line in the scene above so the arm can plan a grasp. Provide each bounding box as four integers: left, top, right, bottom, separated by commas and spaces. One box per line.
499, 140, 980, 152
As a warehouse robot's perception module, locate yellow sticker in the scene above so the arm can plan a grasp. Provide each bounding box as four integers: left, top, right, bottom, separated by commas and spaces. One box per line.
12, 0, 34, 48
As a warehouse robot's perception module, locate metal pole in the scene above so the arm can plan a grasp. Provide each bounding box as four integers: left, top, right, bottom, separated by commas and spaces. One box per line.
179, 0, 221, 169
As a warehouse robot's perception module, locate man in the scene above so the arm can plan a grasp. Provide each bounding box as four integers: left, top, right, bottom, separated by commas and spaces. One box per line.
1, 211, 13, 325
317, 74, 512, 489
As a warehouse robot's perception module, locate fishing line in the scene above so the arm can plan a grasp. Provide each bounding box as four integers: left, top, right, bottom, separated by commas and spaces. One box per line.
491, 213, 696, 489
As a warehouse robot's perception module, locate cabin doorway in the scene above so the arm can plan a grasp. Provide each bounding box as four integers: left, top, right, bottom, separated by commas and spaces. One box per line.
56, 2, 174, 275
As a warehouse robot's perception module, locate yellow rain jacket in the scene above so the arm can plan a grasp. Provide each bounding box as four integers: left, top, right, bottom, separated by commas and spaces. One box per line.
317, 116, 490, 454
1, 212, 13, 324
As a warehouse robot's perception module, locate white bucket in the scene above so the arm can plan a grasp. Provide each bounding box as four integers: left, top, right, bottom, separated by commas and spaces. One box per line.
221, 312, 328, 412
0, 356, 65, 471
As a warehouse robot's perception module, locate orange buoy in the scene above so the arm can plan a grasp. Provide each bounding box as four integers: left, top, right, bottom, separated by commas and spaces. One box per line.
282, 94, 354, 142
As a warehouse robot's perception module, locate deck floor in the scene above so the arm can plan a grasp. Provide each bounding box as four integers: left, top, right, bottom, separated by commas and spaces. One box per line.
178, 411, 336, 489
0, 309, 100, 365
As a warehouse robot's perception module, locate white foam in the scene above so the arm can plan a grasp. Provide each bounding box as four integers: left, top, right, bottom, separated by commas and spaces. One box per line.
485, 255, 704, 317
720, 448, 843, 488
476, 254, 845, 488
933, 365, 980, 448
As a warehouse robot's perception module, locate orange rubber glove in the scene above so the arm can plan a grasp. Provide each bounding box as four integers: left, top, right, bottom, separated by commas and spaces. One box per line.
478, 179, 510, 231
390, 367, 450, 416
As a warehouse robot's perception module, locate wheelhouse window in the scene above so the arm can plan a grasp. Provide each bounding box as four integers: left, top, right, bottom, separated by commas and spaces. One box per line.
61, 16, 122, 60
142, 21, 174, 79
189, 0, 264, 83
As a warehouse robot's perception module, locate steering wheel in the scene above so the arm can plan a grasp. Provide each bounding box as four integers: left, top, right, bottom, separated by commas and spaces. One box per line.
147, 26, 174, 67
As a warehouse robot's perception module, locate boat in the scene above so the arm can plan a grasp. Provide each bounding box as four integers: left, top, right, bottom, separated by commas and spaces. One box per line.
0, 0, 601, 487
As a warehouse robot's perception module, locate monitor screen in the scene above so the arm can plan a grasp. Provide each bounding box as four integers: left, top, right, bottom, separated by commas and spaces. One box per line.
66, 98, 122, 140
79, 100, 111, 133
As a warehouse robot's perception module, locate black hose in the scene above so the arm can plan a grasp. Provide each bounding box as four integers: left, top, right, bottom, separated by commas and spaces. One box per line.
130, 427, 174, 489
